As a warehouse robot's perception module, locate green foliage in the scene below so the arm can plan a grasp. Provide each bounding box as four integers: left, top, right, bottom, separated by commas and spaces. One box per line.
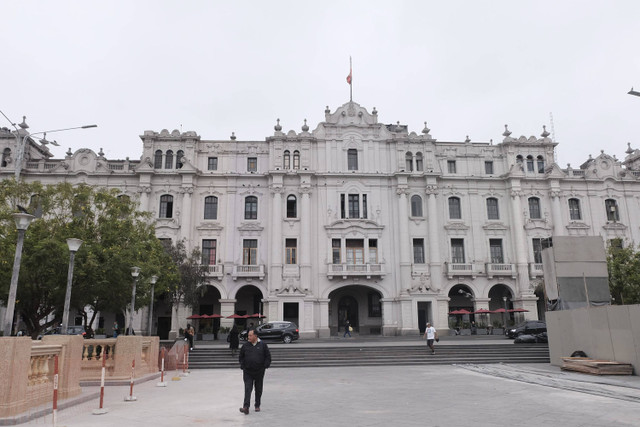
607, 243, 640, 305
0, 179, 175, 337
163, 240, 207, 308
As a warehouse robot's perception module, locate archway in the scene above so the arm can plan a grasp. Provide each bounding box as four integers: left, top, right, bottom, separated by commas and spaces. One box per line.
194, 285, 222, 340
328, 285, 383, 336
448, 284, 475, 328
235, 285, 264, 330
488, 284, 514, 328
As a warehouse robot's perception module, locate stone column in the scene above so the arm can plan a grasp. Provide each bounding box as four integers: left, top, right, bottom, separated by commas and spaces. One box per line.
270, 186, 283, 292
138, 185, 152, 212
317, 299, 330, 338
397, 187, 411, 295
179, 185, 194, 243
380, 298, 397, 336
550, 189, 564, 236
300, 186, 312, 288
509, 189, 531, 296
426, 185, 442, 285
219, 299, 237, 329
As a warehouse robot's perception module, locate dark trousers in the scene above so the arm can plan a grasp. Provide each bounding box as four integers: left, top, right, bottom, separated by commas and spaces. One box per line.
243, 369, 265, 408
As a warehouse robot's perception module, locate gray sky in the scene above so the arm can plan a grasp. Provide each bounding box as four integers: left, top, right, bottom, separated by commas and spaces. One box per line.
2, 1, 640, 168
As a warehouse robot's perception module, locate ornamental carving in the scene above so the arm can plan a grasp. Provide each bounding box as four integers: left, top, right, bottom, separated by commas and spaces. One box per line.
511, 190, 523, 198
425, 185, 439, 195
180, 186, 194, 194
549, 190, 562, 198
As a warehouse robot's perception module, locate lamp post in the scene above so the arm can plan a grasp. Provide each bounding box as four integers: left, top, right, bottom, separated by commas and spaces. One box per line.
2, 213, 35, 336
61, 238, 83, 334
128, 267, 141, 335
148, 275, 158, 336
502, 296, 508, 333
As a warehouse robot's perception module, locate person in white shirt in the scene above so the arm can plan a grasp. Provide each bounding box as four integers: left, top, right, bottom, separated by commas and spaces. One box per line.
423, 323, 438, 354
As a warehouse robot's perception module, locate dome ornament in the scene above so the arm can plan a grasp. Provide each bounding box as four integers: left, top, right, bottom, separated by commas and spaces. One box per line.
465, 135, 471, 143
502, 124, 511, 137
541, 125, 550, 138
19, 116, 29, 130
274, 119, 282, 132
301, 119, 309, 132
626, 142, 633, 154
230, 132, 236, 140
422, 121, 430, 135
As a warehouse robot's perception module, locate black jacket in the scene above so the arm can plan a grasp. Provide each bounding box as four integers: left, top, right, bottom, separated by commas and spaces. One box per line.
239, 340, 271, 373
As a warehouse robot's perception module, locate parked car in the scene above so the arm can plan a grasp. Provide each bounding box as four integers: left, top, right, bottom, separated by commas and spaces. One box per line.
514, 332, 548, 344
37, 325, 87, 340
506, 321, 546, 339
239, 321, 300, 344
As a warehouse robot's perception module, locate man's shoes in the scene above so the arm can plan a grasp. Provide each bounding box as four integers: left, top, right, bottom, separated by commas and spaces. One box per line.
239, 407, 249, 415
432, 350, 435, 354
255, 407, 260, 412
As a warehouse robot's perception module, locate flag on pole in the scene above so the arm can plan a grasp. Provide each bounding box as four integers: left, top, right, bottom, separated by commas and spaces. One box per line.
346, 59, 352, 85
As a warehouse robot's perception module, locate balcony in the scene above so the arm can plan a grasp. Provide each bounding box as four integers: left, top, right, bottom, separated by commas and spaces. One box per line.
202, 264, 224, 278
529, 263, 544, 278
327, 263, 385, 279
446, 263, 475, 279
232, 264, 265, 280
485, 263, 516, 279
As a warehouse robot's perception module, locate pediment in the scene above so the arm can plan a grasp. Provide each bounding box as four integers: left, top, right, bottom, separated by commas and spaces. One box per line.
324, 219, 384, 233
238, 222, 264, 232
323, 101, 378, 126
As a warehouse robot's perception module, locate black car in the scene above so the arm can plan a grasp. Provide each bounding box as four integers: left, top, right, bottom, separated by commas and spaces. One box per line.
506, 320, 546, 339
239, 321, 299, 344
37, 325, 87, 339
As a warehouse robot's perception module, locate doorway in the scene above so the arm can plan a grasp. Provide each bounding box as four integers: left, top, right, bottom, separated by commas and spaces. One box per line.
417, 302, 431, 334
157, 317, 171, 340
283, 302, 299, 326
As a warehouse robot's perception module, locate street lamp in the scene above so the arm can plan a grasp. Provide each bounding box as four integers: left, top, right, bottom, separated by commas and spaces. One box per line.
148, 275, 158, 336
2, 212, 35, 336
502, 296, 508, 332
61, 238, 83, 334
128, 266, 141, 335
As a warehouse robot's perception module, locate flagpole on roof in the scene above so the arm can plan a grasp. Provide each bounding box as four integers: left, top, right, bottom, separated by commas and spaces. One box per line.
349, 56, 353, 102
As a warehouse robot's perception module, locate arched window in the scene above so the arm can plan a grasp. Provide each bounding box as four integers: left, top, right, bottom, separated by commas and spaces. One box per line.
415, 152, 423, 171
605, 199, 619, 221
204, 196, 218, 219
528, 197, 541, 219
154, 150, 163, 169
448, 197, 461, 219
347, 149, 358, 170
165, 150, 174, 169
286, 195, 297, 218
1, 148, 11, 167
245, 196, 258, 220
293, 151, 300, 170
411, 195, 423, 217
159, 195, 173, 218
486, 197, 499, 220
537, 155, 545, 173
526, 155, 534, 172
405, 152, 413, 172
568, 198, 581, 220
176, 150, 184, 169
516, 155, 523, 164
283, 150, 290, 169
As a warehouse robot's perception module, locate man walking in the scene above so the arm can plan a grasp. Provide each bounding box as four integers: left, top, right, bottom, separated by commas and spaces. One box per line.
423, 322, 438, 354
239, 329, 271, 414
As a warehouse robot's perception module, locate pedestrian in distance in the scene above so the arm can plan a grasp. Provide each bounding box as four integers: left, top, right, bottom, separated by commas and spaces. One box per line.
239, 329, 271, 415
423, 322, 438, 354
228, 325, 240, 356
185, 323, 194, 351
113, 321, 119, 338
343, 319, 352, 338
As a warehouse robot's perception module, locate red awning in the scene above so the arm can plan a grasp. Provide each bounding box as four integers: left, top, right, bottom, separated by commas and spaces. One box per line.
186, 314, 202, 319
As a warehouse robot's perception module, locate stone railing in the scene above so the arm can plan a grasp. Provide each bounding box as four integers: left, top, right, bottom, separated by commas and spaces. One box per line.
26, 344, 63, 412
80, 338, 116, 380
80, 336, 159, 381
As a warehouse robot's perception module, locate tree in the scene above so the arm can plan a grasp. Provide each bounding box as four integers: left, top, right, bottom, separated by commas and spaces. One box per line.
0, 179, 174, 337
607, 242, 640, 305
164, 240, 207, 311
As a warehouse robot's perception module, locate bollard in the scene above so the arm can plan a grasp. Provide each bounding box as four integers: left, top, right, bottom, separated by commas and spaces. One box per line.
93, 347, 109, 414
157, 347, 167, 387
171, 346, 181, 381
180, 345, 189, 377
124, 359, 137, 401
52, 355, 59, 427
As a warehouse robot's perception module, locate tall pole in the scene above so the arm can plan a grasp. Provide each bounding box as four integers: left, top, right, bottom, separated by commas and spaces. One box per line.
148, 275, 158, 336
2, 213, 35, 336
349, 56, 353, 102
61, 238, 83, 334
129, 267, 141, 335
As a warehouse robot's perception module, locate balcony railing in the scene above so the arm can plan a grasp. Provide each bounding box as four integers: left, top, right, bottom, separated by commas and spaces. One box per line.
232, 264, 265, 280
327, 263, 385, 279
202, 264, 224, 278
446, 262, 475, 279
529, 262, 544, 277
485, 263, 516, 278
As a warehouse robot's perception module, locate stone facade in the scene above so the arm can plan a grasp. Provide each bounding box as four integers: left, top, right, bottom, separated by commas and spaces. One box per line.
2, 101, 639, 337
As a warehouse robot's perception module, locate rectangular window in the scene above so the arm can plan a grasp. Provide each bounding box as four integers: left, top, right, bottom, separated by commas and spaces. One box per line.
348, 149, 358, 170
486, 198, 499, 220
605, 199, 619, 221
528, 198, 541, 219
340, 194, 346, 219
447, 160, 457, 173
348, 194, 360, 218
368, 292, 382, 317
208, 157, 218, 171
346, 239, 364, 264
485, 161, 494, 174
489, 239, 504, 264
609, 238, 623, 249
332, 239, 341, 264
451, 239, 465, 263
368, 239, 378, 264
242, 239, 257, 265
448, 197, 462, 220
362, 194, 368, 219
413, 239, 425, 264
532, 238, 543, 264
247, 157, 257, 172
202, 239, 217, 265
569, 198, 581, 220
285, 239, 297, 264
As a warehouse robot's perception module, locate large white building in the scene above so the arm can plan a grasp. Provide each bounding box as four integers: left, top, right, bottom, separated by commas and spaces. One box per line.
2, 101, 638, 338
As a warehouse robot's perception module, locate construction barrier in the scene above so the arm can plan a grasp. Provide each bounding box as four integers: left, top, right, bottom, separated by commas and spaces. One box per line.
124, 360, 137, 402
157, 347, 167, 387
52, 355, 59, 427
92, 349, 108, 415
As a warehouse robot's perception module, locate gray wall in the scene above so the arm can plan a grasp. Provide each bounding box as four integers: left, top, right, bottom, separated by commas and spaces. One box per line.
547, 304, 640, 375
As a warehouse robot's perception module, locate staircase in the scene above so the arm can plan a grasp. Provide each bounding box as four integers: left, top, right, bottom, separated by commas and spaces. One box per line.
186, 343, 550, 369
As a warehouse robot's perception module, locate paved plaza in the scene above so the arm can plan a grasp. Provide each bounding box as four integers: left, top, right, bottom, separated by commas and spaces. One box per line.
22, 361, 640, 427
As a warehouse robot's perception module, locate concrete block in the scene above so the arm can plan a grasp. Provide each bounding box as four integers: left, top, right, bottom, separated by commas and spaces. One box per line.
0, 337, 31, 417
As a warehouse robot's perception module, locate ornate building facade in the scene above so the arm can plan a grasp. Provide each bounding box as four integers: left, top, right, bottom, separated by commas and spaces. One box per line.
2, 101, 638, 337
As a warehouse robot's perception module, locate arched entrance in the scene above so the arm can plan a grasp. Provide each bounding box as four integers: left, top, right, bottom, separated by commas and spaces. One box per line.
328, 285, 383, 336
194, 285, 222, 340
448, 284, 475, 328
235, 285, 264, 329
488, 284, 513, 328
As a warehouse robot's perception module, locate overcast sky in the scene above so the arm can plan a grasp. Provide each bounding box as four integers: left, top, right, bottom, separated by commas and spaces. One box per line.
2, 1, 640, 168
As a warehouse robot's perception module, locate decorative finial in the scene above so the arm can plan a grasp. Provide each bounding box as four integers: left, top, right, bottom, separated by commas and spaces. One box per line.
626, 142, 633, 154
502, 124, 511, 137
230, 132, 236, 140
422, 121, 430, 134
19, 116, 29, 130
589, 154, 593, 160
98, 147, 104, 157
395, 121, 402, 132
465, 135, 471, 143
325, 106, 330, 114
372, 107, 377, 115
541, 125, 550, 138
39, 133, 49, 144
567, 163, 571, 168
274, 118, 282, 132
490, 139, 493, 145
301, 119, 309, 132
601, 150, 604, 154
66, 147, 72, 156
